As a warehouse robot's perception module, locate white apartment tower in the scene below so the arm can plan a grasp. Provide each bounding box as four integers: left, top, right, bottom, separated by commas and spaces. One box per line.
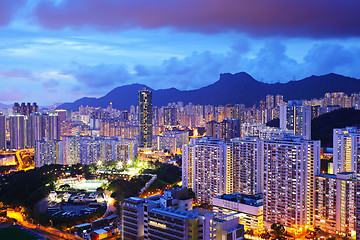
333, 127, 360, 174
230, 137, 263, 195
262, 136, 320, 232
182, 137, 231, 204
315, 172, 356, 237
35, 138, 63, 167
280, 100, 311, 140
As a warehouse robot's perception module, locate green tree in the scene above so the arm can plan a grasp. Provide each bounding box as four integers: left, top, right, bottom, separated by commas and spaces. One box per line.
271, 223, 286, 240
260, 232, 271, 239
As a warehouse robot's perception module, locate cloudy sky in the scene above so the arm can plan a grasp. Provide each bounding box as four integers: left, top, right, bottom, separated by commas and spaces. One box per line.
1, 0, 360, 105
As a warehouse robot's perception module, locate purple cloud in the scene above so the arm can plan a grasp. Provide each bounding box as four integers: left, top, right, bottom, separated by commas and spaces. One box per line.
42, 79, 59, 89
0, 88, 24, 101
0, 0, 25, 26
34, 0, 360, 37
64, 63, 132, 90
0, 68, 34, 80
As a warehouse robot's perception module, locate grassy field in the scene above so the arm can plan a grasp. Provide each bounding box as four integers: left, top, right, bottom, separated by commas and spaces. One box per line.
0, 226, 38, 240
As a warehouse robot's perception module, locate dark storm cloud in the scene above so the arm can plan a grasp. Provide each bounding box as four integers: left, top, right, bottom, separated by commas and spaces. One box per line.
0, 0, 25, 26
133, 41, 360, 88
33, 0, 360, 38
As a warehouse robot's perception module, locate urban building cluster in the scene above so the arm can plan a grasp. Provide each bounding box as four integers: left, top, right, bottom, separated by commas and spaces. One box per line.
121, 188, 244, 240
1, 90, 360, 239
182, 120, 360, 238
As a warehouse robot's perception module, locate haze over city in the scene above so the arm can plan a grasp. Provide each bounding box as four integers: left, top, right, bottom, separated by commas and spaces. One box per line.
1, 0, 360, 105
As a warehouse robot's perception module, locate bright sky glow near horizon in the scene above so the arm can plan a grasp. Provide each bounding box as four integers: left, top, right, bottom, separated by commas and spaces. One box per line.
0, 0, 360, 106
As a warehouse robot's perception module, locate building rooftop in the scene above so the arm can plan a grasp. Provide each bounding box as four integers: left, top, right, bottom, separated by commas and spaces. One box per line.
215, 193, 263, 207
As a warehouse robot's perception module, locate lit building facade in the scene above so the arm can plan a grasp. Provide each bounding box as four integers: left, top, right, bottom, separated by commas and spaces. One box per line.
35, 138, 63, 167
213, 193, 263, 231
10, 114, 26, 149
314, 172, 356, 237
262, 136, 320, 232
0, 114, 6, 149
138, 88, 153, 148
333, 127, 360, 174
230, 137, 262, 195
62, 136, 137, 166
241, 123, 292, 140
280, 101, 311, 140
182, 137, 231, 204
122, 190, 244, 240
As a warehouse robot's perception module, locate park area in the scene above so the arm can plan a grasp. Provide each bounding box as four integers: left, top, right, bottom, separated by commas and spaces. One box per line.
0, 226, 38, 240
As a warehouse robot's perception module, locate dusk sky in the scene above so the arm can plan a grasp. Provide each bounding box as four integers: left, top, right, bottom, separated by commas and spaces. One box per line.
1, 0, 360, 106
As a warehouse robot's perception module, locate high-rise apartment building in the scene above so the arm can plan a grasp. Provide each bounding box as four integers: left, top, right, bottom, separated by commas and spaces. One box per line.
219, 118, 241, 142
45, 114, 61, 140
0, 114, 6, 149
231, 137, 262, 195
234, 104, 245, 124
280, 100, 311, 140
62, 136, 137, 166
55, 109, 67, 122
275, 94, 284, 107
333, 127, 360, 174
10, 114, 26, 149
62, 135, 80, 165
163, 106, 177, 126
314, 172, 356, 237
138, 88, 152, 148
35, 138, 63, 167
356, 143, 360, 240
266, 95, 274, 109
182, 137, 230, 204
262, 136, 320, 233
225, 104, 235, 119
13, 102, 38, 116
241, 123, 292, 140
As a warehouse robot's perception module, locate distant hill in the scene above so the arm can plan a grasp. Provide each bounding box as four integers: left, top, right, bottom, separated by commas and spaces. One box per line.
0, 103, 11, 109
312, 108, 360, 147
58, 72, 360, 111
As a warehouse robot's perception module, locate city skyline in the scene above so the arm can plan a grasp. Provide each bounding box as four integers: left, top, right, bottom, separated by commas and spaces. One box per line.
0, 0, 360, 105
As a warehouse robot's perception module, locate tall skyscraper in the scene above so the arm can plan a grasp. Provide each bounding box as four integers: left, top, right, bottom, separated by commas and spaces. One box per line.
10, 114, 26, 149
266, 95, 274, 109
182, 137, 231, 204
35, 138, 63, 167
314, 172, 356, 237
13, 102, 38, 116
356, 143, 360, 240
333, 127, 360, 174
275, 94, 284, 106
55, 109, 67, 122
231, 137, 262, 195
218, 118, 241, 141
280, 100, 312, 140
45, 114, 61, 140
26, 113, 44, 148
138, 88, 152, 148
262, 136, 320, 233
163, 106, 177, 126
225, 104, 235, 119
0, 114, 6, 149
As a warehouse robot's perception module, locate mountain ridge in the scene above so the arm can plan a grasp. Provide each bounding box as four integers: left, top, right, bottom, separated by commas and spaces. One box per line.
57, 72, 360, 111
